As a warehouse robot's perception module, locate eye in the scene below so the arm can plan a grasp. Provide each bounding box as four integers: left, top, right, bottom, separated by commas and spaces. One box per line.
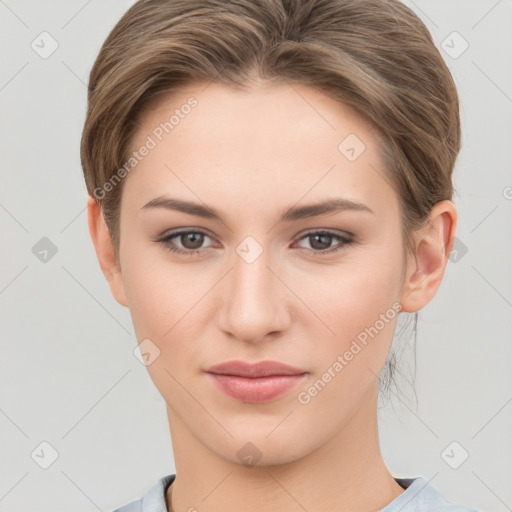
156, 228, 355, 257
156, 228, 216, 256
294, 230, 354, 254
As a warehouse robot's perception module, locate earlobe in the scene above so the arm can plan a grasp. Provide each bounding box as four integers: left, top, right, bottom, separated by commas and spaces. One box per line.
86, 195, 128, 307
400, 200, 457, 313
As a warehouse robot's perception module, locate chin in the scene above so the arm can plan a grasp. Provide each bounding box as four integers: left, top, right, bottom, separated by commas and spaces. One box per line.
201, 424, 319, 468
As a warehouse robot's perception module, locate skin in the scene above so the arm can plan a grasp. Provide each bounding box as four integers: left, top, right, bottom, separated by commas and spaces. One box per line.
87, 79, 457, 512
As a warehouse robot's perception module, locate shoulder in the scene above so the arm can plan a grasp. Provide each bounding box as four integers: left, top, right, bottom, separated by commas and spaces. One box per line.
381, 476, 480, 512
111, 474, 176, 512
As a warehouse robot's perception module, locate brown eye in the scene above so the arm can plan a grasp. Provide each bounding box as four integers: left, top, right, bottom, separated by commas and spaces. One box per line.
157, 229, 214, 256
178, 232, 205, 250
295, 230, 354, 254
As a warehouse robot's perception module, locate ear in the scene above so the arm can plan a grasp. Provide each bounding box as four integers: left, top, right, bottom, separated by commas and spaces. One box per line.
400, 200, 457, 313
86, 195, 128, 307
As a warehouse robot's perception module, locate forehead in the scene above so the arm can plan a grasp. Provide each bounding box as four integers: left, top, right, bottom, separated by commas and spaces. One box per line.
123, 81, 398, 220
138, 79, 376, 144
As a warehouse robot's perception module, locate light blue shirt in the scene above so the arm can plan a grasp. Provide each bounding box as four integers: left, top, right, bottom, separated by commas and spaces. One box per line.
112, 474, 479, 512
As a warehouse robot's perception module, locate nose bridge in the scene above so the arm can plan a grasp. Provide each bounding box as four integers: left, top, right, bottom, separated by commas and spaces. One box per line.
219, 235, 286, 342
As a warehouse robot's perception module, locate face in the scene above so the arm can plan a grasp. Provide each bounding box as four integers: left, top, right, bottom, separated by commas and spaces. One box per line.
112, 80, 410, 465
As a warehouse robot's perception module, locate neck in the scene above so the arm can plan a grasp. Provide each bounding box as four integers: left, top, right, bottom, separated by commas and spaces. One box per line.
165, 387, 404, 512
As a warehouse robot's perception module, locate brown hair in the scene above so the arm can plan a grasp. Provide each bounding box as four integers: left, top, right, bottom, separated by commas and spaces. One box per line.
80, 0, 461, 401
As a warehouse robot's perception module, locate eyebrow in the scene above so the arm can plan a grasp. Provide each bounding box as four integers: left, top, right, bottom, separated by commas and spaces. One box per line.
140, 195, 374, 222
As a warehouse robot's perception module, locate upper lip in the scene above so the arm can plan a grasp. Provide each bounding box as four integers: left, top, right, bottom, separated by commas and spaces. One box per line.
206, 360, 306, 378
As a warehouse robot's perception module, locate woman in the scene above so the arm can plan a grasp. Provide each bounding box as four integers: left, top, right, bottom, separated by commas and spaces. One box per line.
82, 0, 479, 510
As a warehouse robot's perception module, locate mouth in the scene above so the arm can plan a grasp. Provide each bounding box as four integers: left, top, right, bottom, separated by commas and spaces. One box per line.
205, 360, 308, 403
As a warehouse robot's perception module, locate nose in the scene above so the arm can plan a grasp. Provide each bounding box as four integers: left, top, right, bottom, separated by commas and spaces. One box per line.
216, 240, 290, 345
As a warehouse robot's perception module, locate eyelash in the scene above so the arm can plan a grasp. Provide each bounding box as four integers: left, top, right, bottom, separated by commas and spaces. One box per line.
156, 228, 355, 257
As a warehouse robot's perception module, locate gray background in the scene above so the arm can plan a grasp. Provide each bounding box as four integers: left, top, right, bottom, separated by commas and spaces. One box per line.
1, 0, 511, 511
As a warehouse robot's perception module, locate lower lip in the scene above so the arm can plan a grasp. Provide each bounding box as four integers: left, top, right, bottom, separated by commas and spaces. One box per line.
207, 373, 307, 403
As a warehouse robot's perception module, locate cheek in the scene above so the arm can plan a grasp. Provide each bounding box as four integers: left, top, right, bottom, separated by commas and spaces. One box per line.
121, 246, 213, 376
307, 253, 402, 338
297, 246, 404, 387
293, 265, 401, 427
120, 235, 195, 336
121, 255, 206, 403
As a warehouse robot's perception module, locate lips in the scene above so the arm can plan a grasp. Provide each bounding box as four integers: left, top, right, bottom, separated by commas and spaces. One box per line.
205, 360, 307, 403
206, 360, 305, 377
